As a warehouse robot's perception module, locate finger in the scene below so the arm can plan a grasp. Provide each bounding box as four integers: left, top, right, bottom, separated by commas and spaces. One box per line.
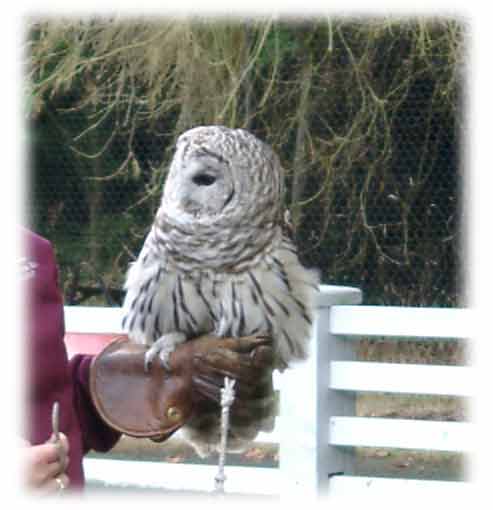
192, 373, 260, 402
57, 473, 70, 490
194, 351, 250, 382
56, 452, 70, 475
48, 432, 69, 472
29, 442, 60, 466
48, 432, 69, 455
250, 345, 275, 369
194, 350, 267, 384
210, 345, 274, 372
203, 335, 272, 354
192, 373, 259, 403
43, 473, 70, 494
191, 375, 221, 404
227, 335, 272, 353
27, 455, 64, 488
43, 458, 66, 481
193, 352, 274, 403
57, 433, 70, 455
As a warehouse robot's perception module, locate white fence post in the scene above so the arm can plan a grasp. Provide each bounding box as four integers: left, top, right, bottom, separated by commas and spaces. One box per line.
279, 285, 362, 498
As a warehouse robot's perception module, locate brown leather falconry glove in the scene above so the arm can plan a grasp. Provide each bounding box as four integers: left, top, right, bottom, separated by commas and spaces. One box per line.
89, 335, 275, 442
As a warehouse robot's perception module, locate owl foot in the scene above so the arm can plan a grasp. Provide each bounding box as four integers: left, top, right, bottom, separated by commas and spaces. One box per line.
144, 332, 187, 372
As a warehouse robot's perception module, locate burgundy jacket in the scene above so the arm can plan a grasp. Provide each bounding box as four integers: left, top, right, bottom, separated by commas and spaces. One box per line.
24, 229, 120, 489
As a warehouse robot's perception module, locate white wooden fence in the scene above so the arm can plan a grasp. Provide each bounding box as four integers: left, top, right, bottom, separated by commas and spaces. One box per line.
64, 285, 472, 499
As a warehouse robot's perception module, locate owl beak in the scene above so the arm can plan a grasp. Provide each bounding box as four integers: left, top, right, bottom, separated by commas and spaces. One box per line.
223, 188, 235, 209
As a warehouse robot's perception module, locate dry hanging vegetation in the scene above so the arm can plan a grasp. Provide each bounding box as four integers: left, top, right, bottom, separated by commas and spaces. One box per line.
26, 16, 465, 307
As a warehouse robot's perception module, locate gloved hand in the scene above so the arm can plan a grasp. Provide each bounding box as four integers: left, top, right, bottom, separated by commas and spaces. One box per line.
90, 334, 275, 442
174, 335, 276, 442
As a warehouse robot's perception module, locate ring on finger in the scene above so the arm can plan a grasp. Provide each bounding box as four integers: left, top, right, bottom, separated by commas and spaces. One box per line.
54, 476, 66, 492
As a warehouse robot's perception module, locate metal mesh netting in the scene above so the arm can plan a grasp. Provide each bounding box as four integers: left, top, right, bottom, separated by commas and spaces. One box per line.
27, 18, 466, 307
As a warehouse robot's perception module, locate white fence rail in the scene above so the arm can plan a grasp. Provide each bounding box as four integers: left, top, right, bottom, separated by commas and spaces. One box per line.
64, 285, 471, 498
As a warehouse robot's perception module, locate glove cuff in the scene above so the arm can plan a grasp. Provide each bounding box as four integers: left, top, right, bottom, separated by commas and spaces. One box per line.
89, 337, 193, 439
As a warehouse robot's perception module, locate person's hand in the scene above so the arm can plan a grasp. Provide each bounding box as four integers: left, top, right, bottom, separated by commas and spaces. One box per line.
89, 334, 276, 441
22, 433, 70, 494
170, 335, 276, 428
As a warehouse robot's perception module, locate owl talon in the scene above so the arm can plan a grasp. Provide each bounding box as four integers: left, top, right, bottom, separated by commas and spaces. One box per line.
144, 332, 187, 373
144, 345, 172, 372
144, 349, 158, 372
158, 348, 173, 371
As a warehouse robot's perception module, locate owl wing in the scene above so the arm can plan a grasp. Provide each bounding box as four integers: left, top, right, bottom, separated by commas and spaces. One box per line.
215, 236, 319, 369
254, 239, 319, 368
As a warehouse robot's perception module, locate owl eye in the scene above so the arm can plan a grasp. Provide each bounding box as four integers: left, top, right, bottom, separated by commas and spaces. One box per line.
192, 173, 217, 186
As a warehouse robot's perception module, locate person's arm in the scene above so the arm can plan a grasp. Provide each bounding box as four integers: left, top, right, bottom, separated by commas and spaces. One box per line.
69, 354, 121, 454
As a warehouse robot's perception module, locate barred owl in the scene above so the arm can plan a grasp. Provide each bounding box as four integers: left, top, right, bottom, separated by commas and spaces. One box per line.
122, 125, 319, 455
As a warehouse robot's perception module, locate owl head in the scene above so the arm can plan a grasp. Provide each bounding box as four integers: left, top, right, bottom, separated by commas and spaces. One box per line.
160, 126, 284, 229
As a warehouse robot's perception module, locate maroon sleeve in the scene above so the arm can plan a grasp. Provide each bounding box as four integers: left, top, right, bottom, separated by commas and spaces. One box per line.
25, 228, 122, 487
69, 353, 121, 454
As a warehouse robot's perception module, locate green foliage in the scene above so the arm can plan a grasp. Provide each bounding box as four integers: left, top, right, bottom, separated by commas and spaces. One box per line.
26, 16, 465, 306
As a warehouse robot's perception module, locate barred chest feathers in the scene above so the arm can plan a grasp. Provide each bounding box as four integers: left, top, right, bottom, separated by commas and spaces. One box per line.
122, 234, 318, 370
121, 125, 321, 456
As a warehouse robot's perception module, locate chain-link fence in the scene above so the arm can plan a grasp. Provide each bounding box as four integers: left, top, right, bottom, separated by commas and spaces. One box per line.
27, 17, 466, 307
